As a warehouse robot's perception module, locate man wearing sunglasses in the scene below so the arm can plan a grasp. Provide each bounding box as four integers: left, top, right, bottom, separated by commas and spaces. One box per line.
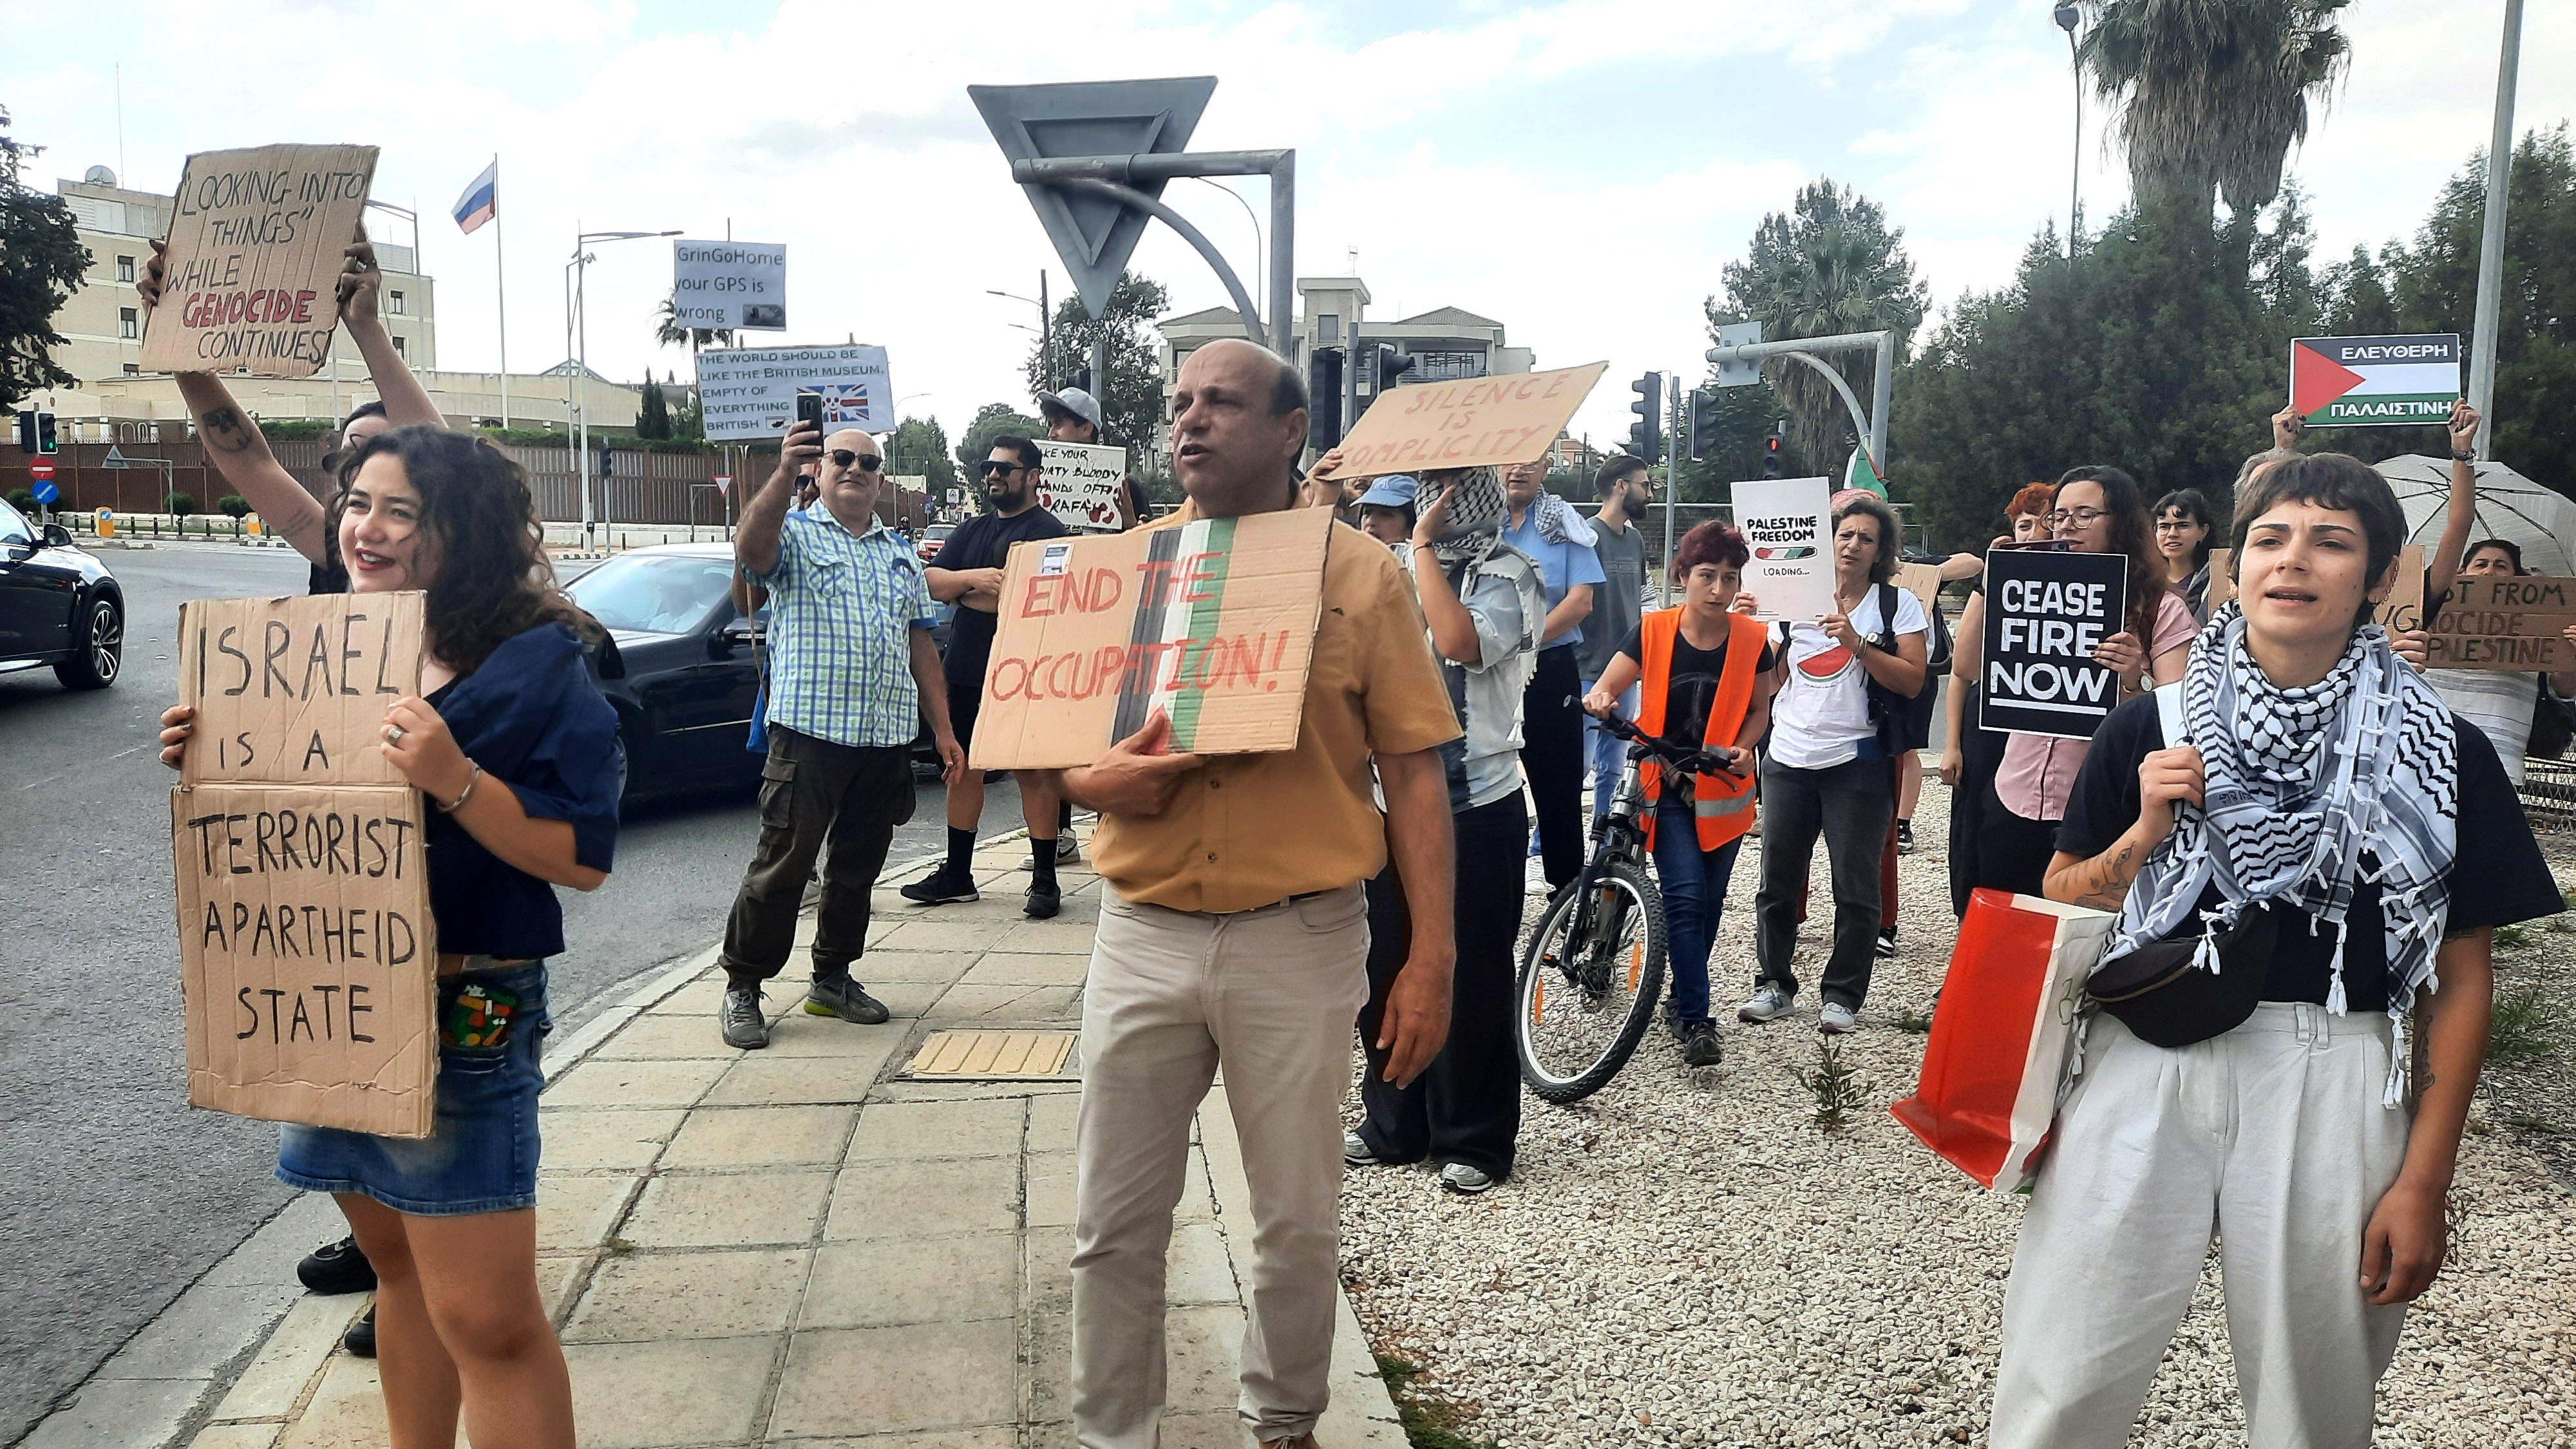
714, 423, 965, 1050
905, 435, 1073, 915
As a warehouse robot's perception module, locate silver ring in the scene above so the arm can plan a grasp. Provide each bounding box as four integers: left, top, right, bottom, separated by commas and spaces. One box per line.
384, 724, 406, 746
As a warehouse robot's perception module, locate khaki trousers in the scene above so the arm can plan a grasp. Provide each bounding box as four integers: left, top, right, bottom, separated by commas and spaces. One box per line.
1070, 884, 1370, 1449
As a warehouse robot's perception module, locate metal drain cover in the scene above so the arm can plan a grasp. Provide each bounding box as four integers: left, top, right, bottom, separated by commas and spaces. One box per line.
905, 1029, 1078, 1079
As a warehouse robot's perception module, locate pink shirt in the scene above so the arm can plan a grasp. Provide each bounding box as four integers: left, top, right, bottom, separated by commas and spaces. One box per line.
1995, 589, 2197, 823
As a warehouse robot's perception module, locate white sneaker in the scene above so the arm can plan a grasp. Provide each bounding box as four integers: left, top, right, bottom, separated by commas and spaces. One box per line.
1738, 985, 1795, 1024
1819, 1001, 1859, 1035
1438, 1162, 1498, 1195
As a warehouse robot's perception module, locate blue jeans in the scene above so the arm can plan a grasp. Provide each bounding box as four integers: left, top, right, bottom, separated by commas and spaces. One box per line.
1580, 676, 1640, 822
1650, 795, 1745, 1027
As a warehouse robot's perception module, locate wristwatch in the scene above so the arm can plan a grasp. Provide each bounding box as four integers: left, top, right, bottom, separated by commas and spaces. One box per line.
2451, 449, 2477, 462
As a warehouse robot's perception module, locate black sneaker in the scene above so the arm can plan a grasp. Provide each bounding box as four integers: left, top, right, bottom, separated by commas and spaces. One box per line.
1875, 927, 1898, 960
1681, 1022, 1724, 1068
899, 867, 979, 905
297, 1235, 375, 1295
804, 974, 890, 1025
720, 985, 770, 1049
1024, 882, 1061, 919
1896, 820, 1916, 856
343, 1305, 377, 1358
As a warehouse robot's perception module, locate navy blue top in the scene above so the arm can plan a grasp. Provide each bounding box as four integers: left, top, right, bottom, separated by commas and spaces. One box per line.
423, 622, 621, 958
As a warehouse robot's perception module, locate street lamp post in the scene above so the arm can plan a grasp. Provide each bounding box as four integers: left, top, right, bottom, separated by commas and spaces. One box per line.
567, 229, 681, 545
2054, 3, 2083, 260
989, 272, 1052, 386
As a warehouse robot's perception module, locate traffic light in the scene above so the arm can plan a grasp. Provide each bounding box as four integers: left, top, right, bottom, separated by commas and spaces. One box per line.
36, 413, 57, 454
1307, 348, 1343, 452
1372, 346, 1417, 392
1689, 389, 1723, 461
12, 411, 32, 455
1761, 425, 1785, 479
1627, 374, 1662, 464
1069, 366, 1094, 395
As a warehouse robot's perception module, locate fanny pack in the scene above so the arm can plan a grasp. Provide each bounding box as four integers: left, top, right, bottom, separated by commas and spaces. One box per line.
2081, 683, 2280, 1049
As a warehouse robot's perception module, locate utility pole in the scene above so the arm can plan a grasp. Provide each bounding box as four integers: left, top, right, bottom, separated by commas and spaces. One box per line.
2468, 0, 2524, 459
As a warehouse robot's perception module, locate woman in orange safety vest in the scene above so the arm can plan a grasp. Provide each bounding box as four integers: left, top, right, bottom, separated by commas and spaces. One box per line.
1582, 522, 1776, 1068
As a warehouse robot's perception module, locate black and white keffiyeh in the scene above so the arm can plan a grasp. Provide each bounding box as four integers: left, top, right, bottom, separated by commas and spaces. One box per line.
1418, 467, 1510, 571
1528, 491, 1596, 548
2105, 600, 2458, 1105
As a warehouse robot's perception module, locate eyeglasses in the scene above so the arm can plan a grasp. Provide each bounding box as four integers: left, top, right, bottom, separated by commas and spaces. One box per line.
979, 460, 1027, 478
2154, 518, 2201, 533
829, 450, 882, 472
2048, 507, 2107, 529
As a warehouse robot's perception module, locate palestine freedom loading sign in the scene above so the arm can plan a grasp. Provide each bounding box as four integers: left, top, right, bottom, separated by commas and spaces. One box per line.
2291, 334, 2461, 427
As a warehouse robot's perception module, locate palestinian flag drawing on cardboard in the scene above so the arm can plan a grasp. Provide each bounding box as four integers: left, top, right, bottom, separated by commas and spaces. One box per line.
967, 506, 1334, 770
2291, 334, 2461, 427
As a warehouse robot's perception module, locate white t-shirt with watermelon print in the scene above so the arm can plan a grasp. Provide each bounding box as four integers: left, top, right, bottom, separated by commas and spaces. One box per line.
1765, 585, 1927, 772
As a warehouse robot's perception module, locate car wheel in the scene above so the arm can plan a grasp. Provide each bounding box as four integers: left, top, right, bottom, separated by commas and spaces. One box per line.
615, 717, 639, 806
54, 595, 122, 690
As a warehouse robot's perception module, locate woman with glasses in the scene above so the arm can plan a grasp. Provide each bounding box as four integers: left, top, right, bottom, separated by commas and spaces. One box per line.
2153, 488, 2220, 625
1946, 466, 2193, 898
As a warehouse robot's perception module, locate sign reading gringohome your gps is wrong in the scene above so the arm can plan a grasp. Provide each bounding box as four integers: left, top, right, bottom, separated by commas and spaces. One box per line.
1979, 548, 2129, 740
672, 240, 787, 331
2291, 334, 2461, 428
139, 144, 379, 378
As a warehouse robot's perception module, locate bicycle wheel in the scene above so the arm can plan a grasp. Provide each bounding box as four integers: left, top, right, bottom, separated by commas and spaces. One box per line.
1514, 858, 1668, 1103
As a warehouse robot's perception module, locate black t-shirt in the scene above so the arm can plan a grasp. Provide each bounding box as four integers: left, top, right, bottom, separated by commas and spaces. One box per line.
2056, 694, 2564, 1010
935, 505, 1070, 689
1618, 623, 1777, 751
310, 558, 348, 595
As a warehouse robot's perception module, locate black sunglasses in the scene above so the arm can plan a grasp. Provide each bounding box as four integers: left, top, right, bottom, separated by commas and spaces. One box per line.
829, 450, 882, 472
980, 460, 1028, 478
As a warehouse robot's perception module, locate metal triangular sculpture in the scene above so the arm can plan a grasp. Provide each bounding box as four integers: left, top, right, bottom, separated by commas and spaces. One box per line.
968, 77, 1218, 320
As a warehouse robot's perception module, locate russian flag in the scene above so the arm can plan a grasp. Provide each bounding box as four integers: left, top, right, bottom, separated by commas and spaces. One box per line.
451, 162, 497, 235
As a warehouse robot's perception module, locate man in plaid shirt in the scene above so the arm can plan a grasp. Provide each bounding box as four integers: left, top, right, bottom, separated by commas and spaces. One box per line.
716, 421, 965, 1049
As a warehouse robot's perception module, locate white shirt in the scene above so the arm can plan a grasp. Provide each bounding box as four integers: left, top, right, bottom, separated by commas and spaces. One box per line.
1767, 585, 1928, 771
2432, 669, 2540, 786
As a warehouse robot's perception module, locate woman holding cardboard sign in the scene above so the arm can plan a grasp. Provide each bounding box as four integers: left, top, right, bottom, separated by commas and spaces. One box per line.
160, 428, 615, 1449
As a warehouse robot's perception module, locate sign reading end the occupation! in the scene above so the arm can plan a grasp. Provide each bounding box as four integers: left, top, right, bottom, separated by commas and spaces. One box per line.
1331, 362, 1607, 477
179, 592, 426, 787
139, 144, 379, 378
970, 507, 1334, 770
1980, 549, 2128, 739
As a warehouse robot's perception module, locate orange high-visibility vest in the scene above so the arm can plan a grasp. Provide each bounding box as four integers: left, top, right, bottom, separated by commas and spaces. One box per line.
1633, 607, 1765, 853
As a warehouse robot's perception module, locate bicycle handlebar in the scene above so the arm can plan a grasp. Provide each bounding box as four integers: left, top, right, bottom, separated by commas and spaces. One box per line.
1573, 699, 1748, 779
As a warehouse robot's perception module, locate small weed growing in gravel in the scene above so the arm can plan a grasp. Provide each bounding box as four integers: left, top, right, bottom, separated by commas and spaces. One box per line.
1894, 1004, 1935, 1034
1790, 1038, 1864, 1131
2488, 977, 2554, 1062
1376, 1354, 1495, 1449
2493, 923, 2532, 950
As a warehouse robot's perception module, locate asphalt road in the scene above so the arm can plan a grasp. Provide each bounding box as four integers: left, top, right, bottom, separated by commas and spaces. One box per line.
0, 542, 1028, 1443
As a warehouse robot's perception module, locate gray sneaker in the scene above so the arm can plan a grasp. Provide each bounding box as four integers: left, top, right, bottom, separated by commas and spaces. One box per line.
719, 985, 769, 1049
804, 974, 890, 1025
1343, 1131, 1387, 1167
1056, 835, 1081, 864
1738, 985, 1795, 1024
1818, 1001, 1859, 1035
1439, 1162, 1499, 1195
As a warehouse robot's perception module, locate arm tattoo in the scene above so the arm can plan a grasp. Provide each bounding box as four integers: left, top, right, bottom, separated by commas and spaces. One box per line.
2070, 842, 2137, 912
199, 406, 255, 454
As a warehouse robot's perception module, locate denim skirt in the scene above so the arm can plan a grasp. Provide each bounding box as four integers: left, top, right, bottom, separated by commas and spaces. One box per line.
276, 961, 550, 1216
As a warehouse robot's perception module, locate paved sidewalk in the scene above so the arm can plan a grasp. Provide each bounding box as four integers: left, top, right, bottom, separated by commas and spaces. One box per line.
41, 831, 1405, 1449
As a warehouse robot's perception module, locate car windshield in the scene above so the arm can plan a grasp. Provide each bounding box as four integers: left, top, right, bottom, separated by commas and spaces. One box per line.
0, 500, 31, 546
567, 553, 737, 635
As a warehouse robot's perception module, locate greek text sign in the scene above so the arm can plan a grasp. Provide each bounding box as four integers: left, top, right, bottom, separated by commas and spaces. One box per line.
970, 507, 1332, 770
1331, 363, 1607, 476
2291, 334, 2461, 428
1037, 442, 1129, 533
696, 344, 892, 441
139, 144, 379, 377
1979, 549, 2128, 739
1730, 477, 1835, 624
673, 240, 787, 330
2425, 574, 2576, 672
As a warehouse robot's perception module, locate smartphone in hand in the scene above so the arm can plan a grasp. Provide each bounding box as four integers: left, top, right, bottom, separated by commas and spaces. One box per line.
793, 389, 824, 443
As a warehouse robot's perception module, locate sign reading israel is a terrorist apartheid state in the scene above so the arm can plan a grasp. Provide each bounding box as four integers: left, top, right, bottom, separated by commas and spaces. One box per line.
1329, 362, 1608, 475
139, 144, 379, 378
1979, 548, 2130, 740
173, 592, 437, 1137
968, 506, 1334, 771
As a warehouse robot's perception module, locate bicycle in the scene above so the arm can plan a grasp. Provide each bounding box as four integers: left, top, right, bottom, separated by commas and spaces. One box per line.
1514, 707, 1746, 1103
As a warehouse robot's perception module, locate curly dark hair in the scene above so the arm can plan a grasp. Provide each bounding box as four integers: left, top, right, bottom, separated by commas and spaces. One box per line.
332, 426, 598, 675
1673, 520, 1749, 576
2054, 465, 2166, 646
1830, 493, 1901, 585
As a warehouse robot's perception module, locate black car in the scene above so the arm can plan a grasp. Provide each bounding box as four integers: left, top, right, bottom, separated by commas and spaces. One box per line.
564, 542, 954, 803
0, 498, 124, 690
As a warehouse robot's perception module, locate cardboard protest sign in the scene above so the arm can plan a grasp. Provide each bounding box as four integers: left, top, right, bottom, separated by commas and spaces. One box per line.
1731, 477, 1835, 624
173, 592, 436, 1137
178, 593, 426, 787
696, 344, 892, 440
672, 240, 787, 330
175, 782, 437, 1137
1979, 549, 2129, 739
2425, 574, 2576, 671
140, 145, 379, 377
969, 507, 1334, 770
1895, 562, 1947, 617
1037, 441, 1129, 533
1329, 363, 1607, 477
2207, 545, 2424, 631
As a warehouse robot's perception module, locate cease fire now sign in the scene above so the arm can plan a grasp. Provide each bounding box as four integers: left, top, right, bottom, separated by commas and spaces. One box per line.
2291, 334, 2461, 428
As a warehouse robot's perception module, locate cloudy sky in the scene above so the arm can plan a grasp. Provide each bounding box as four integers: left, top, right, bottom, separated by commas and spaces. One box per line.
9, 1, 2570, 447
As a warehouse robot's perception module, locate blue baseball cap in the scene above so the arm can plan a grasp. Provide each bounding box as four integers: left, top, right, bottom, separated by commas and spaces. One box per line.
1356, 475, 1419, 508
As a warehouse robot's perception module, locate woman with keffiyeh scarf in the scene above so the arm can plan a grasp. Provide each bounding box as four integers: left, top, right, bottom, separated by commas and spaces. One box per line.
1989, 454, 2564, 1449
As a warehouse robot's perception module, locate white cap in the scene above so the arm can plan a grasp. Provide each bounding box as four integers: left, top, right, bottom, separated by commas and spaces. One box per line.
1040, 387, 1104, 433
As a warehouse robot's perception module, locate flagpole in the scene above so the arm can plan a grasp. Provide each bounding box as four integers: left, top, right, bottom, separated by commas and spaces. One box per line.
494, 156, 510, 431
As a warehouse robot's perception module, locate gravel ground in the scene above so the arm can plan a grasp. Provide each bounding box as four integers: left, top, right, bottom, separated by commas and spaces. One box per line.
1341, 769, 2576, 1449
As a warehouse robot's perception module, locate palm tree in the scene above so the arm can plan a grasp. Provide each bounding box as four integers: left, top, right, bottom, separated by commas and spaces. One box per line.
653, 296, 735, 353
2079, 0, 2352, 222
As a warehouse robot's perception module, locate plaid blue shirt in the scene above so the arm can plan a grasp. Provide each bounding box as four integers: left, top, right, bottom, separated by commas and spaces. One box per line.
756, 509, 938, 748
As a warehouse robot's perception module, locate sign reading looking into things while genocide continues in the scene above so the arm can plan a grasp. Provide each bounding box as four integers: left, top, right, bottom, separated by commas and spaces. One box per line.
696, 343, 892, 442
1979, 548, 2130, 740
1037, 441, 1129, 533
1330, 362, 1608, 477
2425, 574, 2576, 672
672, 240, 787, 331
139, 144, 379, 378
969, 506, 1334, 770
2290, 334, 2462, 428
1730, 477, 1836, 625
173, 592, 437, 1138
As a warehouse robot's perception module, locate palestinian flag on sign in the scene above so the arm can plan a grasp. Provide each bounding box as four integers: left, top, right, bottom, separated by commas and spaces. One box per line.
2291, 334, 2461, 428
